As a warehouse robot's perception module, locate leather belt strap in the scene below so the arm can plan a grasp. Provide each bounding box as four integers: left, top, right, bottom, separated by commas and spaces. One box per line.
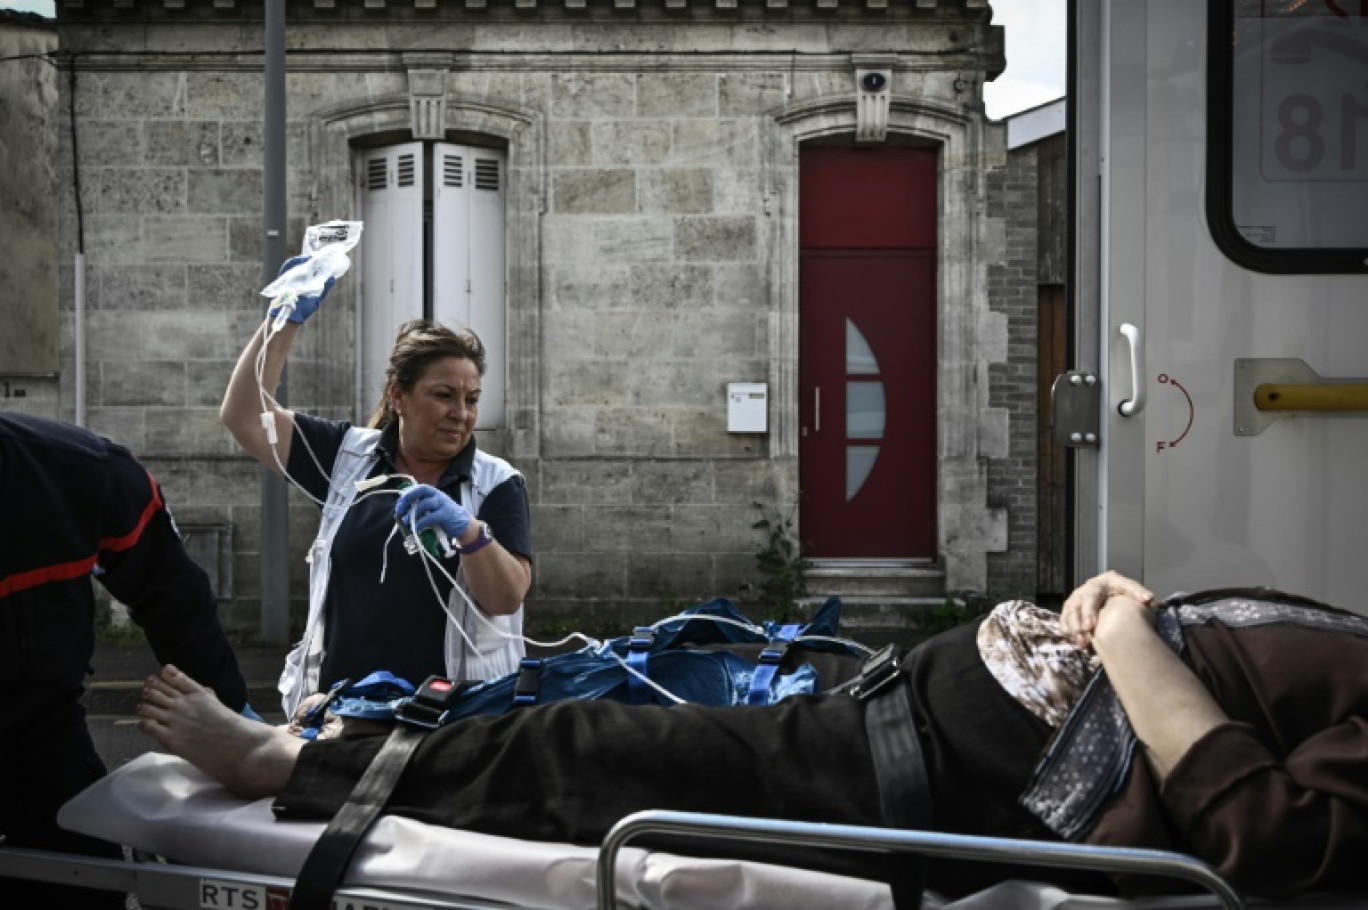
289, 722, 427, 910
864, 678, 932, 910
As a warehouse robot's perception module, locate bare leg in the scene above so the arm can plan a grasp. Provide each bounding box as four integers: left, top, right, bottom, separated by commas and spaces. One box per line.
137, 664, 305, 800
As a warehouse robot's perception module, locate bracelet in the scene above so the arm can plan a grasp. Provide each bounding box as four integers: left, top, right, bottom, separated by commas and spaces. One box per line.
454, 521, 495, 556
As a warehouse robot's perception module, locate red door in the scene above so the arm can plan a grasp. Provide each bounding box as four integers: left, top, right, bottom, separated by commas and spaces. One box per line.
799, 147, 937, 558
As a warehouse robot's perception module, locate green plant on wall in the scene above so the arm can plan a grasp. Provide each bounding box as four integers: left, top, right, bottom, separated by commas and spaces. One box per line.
920, 597, 979, 637
94, 599, 147, 645
751, 503, 809, 624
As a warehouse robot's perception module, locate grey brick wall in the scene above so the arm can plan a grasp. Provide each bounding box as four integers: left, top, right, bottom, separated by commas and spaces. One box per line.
985, 147, 1040, 601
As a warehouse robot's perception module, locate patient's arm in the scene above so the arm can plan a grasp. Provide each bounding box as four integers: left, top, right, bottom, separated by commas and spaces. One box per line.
1060, 572, 1226, 779
1075, 585, 1368, 896
1086, 596, 1228, 781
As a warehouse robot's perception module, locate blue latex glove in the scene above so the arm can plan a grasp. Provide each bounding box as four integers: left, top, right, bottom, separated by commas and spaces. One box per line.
268, 255, 336, 325
394, 484, 472, 543
241, 703, 265, 723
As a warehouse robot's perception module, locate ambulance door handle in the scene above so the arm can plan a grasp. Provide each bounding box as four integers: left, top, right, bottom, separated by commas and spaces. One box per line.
814, 387, 821, 433
1118, 323, 1146, 417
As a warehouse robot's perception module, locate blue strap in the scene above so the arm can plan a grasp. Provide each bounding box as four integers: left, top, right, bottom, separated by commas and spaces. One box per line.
625, 626, 655, 705
512, 658, 543, 707
747, 623, 801, 706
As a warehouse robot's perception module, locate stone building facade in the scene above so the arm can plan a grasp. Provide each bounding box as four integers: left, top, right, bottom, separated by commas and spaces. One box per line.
40, 0, 1044, 644
0, 12, 60, 399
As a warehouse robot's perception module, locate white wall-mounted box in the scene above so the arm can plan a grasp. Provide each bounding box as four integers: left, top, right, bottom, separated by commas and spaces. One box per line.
727, 382, 768, 433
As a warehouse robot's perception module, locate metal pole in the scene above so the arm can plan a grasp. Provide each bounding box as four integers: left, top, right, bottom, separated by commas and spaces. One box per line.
260, 0, 289, 645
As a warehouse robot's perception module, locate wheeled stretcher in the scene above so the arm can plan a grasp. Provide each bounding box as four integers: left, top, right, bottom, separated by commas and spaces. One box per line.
0, 751, 1355, 910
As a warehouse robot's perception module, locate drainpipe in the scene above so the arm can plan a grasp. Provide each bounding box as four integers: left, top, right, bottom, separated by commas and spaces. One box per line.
68, 56, 87, 427
74, 252, 85, 426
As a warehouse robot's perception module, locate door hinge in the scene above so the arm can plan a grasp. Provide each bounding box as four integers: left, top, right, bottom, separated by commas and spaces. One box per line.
1051, 371, 1101, 448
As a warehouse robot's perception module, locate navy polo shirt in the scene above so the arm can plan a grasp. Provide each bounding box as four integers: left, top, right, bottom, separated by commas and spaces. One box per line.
286, 413, 532, 692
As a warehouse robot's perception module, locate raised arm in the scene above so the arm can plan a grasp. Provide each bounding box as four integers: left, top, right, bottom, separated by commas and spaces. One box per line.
221, 257, 334, 470
220, 320, 297, 471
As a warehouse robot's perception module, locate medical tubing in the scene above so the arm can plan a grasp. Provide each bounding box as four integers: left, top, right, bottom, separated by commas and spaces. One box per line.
359, 489, 408, 585
648, 612, 763, 637
605, 649, 687, 704
405, 530, 854, 705
409, 527, 597, 654
416, 534, 690, 703
340, 471, 500, 660
269, 290, 299, 332
373, 470, 562, 652
525, 629, 599, 651
793, 634, 876, 656
253, 313, 331, 507
430, 560, 873, 665
642, 611, 874, 657
392, 479, 455, 560
253, 219, 365, 501
420, 552, 689, 705
413, 529, 485, 659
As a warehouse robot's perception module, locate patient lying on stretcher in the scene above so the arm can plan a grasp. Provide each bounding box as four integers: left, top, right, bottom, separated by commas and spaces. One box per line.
137, 572, 1368, 900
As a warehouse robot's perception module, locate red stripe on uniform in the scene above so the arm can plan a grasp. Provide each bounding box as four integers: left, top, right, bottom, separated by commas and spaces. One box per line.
0, 469, 163, 599
98, 468, 164, 553
0, 555, 101, 599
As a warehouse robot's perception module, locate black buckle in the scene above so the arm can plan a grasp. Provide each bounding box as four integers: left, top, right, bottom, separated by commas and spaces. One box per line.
758, 640, 789, 665
393, 675, 458, 729
629, 626, 654, 651
848, 644, 903, 701
512, 658, 543, 707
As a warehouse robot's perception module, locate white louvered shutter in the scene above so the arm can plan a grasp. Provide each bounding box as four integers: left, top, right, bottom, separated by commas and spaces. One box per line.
433, 142, 507, 428
358, 143, 424, 417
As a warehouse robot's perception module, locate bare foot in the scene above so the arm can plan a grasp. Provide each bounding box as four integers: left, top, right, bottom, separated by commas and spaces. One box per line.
137, 664, 305, 800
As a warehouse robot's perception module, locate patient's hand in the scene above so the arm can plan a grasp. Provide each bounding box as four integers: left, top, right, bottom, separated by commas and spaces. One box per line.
1061, 571, 1157, 649
287, 692, 344, 740
286, 691, 393, 741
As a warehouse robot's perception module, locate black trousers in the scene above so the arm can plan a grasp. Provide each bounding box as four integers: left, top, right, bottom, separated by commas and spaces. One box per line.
0, 694, 126, 910
275, 621, 1115, 897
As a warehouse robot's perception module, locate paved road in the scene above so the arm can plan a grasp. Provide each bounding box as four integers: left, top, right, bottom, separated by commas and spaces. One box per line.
89, 712, 165, 770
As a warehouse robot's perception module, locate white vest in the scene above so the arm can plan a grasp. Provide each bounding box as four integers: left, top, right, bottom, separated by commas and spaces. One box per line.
277, 426, 525, 717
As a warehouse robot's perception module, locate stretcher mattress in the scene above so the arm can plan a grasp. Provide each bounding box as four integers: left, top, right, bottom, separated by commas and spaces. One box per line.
56, 753, 1350, 910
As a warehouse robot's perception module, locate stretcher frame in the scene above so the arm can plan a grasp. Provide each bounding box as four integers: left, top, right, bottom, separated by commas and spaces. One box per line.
0, 808, 1251, 910
596, 811, 1247, 910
